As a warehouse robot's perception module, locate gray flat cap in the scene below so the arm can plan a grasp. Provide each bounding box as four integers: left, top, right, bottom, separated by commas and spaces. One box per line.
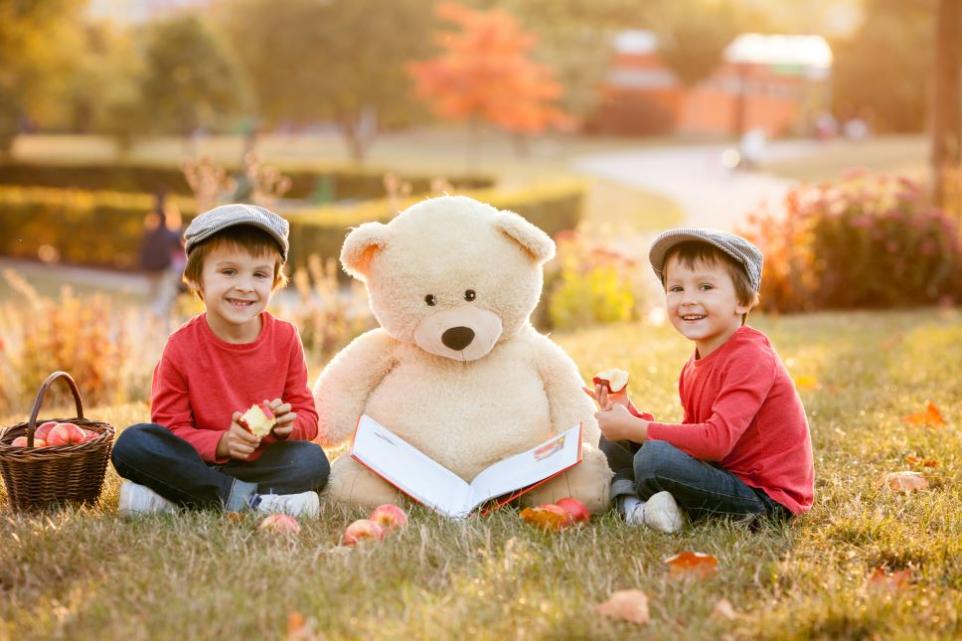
184, 204, 289, 261
649, 227, 763, 292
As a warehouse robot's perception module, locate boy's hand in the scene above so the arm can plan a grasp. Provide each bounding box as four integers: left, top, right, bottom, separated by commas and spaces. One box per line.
583, 383, 630, 410
217, 412, 261, 461
267, 398, 296, 440
595, 403, 648, 444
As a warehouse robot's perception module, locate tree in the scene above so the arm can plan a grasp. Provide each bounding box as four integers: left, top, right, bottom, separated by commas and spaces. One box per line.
140, 15, 248, 145
408, 2, 571, 149
0, 0, 85, 156
831, 0, 934, 133
220, 0, 435, 161
647, 0, 741, 87
932, 0, 962, 213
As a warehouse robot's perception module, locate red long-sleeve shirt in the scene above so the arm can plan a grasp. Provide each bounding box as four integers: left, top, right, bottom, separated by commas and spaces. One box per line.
643, 326, 814, 514
151, 312, 319, 463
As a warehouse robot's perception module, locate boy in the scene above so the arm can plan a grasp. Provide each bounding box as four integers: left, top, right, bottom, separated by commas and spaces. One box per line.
112, 204, 330, 517
591, 228, 814, 532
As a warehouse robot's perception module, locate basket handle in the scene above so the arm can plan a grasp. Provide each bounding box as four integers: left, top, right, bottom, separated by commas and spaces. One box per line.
25, 371, 85, 447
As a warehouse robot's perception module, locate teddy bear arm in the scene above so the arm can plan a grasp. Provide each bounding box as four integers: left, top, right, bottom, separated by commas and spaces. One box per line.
533, 338, 602, 444
313, 328, 397, 447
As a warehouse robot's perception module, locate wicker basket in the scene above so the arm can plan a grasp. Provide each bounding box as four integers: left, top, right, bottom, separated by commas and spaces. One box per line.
0, 371, 115, 512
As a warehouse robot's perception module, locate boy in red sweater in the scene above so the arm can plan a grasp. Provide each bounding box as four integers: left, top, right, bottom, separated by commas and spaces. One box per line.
112, 204, 329, 517
591, 228, 814, 532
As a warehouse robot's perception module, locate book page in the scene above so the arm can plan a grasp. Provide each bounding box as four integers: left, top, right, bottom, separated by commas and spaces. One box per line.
350, 415, 473, 518
466, 424, 582, 509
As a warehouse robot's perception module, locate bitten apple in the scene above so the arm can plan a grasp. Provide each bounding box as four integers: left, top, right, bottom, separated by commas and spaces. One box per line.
258, 514, 301, 535
369, 504, 408, 532
342, 519, 385, 546
593, 368, 630, 394
555, 497, 590, 524
241, 402, 276, 438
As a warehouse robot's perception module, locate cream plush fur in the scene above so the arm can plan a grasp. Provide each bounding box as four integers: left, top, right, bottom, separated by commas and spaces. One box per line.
313, 195, 612, 514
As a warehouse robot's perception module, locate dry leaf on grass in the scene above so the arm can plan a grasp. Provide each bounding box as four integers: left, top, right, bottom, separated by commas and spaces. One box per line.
665, 551, 718, 579
905, 455, 940, 468
867, 567, 912, 591
519, 506, 571, 531
711, 598, 738, 621
902, 402, 946, 428
881, 471, 929, 492
594, 590, 650, 625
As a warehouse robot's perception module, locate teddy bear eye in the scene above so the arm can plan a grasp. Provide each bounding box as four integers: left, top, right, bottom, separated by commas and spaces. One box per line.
425, 294, 437, 306
464, 289, 476, 302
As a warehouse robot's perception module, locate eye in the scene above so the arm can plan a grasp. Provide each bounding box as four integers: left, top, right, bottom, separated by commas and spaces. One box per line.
464, 289, 476, 302
425, 294, 437, 306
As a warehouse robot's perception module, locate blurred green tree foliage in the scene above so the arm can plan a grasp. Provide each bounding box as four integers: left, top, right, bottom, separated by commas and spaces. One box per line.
141, 14, 249, 145
0, 0, 85, 156
219, 0, 436, 160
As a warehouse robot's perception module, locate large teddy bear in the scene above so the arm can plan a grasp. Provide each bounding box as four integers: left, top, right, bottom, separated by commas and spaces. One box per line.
312, 195, 612, 513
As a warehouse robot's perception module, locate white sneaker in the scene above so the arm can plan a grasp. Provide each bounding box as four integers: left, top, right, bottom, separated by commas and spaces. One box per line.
253, 491, 320, 518
118, 480, 177, 516
644, 491, 684, 533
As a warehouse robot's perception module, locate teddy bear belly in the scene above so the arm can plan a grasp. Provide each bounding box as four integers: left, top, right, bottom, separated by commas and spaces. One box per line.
363, 363, 553, 480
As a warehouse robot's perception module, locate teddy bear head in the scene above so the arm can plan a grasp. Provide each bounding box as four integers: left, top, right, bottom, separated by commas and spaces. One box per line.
340, 195, 556, 361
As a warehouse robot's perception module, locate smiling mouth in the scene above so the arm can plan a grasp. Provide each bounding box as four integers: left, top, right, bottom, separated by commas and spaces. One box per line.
227, 298, 256, 307
680, 314, 706, 321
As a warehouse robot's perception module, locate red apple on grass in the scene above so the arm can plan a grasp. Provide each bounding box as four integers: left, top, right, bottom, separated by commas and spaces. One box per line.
342, 519, 385, 546
258, 514, 301, 535
555, 497, 590, 524
369, 504, 408, 533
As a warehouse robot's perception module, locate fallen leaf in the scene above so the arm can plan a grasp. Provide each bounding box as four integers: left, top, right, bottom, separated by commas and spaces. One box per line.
287, 612, 306, 637
520, 506, 571, 531
881, 471, 929, 493
867, 567, 912, 591
793, 374, 820, 391
665, 551, 718, 579
225, 511, 244, 523
905, 455, 940, 468
594, 589, 650, 625
902, 402, 946, 428
711, 598, 737, 621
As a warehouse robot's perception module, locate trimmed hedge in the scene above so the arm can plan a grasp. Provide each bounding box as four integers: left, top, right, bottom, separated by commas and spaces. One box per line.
0, 182, 585, 270
0, 161, 494, 201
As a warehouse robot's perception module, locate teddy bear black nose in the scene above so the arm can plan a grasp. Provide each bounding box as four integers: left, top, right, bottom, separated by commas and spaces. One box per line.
442, 326, 475, 351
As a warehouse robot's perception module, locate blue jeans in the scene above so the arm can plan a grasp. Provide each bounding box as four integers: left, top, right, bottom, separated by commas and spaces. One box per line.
600, 437, 789, 520
111, 423, 330, 511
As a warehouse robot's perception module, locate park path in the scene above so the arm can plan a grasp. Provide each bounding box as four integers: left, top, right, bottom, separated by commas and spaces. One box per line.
572, 140, 820, 230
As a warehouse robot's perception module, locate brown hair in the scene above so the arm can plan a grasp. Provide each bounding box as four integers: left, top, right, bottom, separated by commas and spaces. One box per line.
183, 224, 288, 298
662, 241, 759, 321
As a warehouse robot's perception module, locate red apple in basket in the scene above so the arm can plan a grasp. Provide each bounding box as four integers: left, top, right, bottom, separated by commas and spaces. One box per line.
342, 519, 385, 546
82, 428, 99, 442
11, 436, 47, 448
369, 504, 408, 533
48, 422, 86, 446
35, 421, 58, 441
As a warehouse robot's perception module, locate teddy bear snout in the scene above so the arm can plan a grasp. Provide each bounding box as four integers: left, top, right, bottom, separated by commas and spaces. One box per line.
442, 326, 475, 351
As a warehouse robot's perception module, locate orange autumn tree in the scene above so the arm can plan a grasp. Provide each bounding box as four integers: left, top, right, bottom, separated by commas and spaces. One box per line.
408, 2, 571, 149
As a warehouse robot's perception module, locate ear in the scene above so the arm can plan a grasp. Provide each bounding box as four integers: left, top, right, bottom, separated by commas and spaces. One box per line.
340, 222, 389, 281
494, 211, 556, 264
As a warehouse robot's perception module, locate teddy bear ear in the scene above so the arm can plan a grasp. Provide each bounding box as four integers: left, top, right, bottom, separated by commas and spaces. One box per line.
340, 222, 389, 280
494, 211, 556, 264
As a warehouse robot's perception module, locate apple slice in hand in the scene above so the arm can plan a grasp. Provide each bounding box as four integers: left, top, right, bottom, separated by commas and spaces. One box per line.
593, 368, 629, 394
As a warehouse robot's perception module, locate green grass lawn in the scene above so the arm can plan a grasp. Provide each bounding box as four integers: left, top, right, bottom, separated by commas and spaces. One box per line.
2, 309, 960, 640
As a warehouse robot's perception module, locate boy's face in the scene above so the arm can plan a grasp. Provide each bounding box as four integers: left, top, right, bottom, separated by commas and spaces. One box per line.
664, 254, 750, 358
197, 243, 277, 339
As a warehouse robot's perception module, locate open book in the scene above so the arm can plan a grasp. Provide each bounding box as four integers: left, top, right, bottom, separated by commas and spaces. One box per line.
350, 415, 583, 519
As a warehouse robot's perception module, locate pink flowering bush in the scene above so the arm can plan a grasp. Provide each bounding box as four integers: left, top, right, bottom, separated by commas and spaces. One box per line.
742, 170, 962, 312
